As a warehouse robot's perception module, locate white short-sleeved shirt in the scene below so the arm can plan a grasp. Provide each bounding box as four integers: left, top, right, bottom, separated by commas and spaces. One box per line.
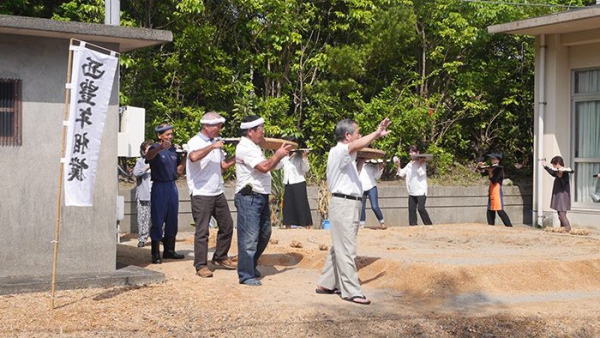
235, 136, 280, 194
186, 133, 225, 196
282, 154, 309, 185
359, 163, 382, 192
327, 142, 362, 197
399, 161, 428, 196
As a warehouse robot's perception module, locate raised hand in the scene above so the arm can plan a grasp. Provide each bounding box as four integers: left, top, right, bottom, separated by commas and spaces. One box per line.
275, 143, 293, 158
377, 118, 391, 137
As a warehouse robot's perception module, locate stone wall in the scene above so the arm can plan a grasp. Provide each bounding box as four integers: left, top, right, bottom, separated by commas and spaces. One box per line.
118, 183, 533, 233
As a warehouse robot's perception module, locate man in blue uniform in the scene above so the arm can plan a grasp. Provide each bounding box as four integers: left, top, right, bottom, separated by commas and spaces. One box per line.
146, 123, 186, 264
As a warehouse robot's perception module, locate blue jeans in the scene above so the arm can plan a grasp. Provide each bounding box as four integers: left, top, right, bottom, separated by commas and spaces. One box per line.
360, 186, 384, 223
234, 193, 271, 283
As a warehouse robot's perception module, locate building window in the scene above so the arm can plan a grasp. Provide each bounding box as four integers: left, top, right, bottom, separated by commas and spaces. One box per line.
0, 79, 22, 146
572, 70, 600, 205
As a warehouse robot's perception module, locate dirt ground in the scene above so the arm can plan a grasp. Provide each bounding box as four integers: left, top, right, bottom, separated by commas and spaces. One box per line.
2, 223, 600, 337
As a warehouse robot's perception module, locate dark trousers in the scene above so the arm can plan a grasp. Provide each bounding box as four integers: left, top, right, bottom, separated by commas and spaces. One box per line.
486, 210, 512, 226
191, 193, 234, 270
150, 181, 179, 241
408, 195, 432, 225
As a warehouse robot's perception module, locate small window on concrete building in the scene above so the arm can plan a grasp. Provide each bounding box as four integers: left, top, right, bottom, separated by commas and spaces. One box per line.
0, 79, 22, 146
572, 69, 600, 204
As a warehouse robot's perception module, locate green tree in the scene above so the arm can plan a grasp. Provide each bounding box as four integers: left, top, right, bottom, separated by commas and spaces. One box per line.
5, 0, 592, 182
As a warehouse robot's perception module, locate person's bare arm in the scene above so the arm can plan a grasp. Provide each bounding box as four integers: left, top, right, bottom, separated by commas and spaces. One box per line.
254, 144, 293, 173
347, 118, 391, 154
189, 140, 224, 163
221, 156, 236, 171
177, 153, 186, 175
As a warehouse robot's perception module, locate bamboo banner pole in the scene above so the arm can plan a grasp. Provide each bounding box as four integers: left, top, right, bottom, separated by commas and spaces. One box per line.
51, 38, 75, 310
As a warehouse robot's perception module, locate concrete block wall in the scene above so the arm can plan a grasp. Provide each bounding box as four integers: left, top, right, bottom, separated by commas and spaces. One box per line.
1, 35, 120, 278
119, 183, 533, 233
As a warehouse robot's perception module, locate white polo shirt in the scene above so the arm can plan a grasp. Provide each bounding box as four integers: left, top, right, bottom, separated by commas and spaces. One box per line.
235, 136, 281, 194
399, 161, 428, 196
186, 133, 225, 197
327, 142, 362, 197
359, 163, 382, 192
282, 154, 309, 185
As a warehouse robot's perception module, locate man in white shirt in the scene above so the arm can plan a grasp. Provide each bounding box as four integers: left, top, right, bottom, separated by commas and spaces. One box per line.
315, 117, 391, 305
187, 112, 237, 278
235, 115, 292, 286
396, 145, 433, 225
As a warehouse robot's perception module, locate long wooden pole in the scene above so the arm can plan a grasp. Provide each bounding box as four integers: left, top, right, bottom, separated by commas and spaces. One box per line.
51, 38, 75, 310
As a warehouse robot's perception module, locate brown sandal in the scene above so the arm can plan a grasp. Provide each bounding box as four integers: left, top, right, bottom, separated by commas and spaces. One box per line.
315, 286, 341, 294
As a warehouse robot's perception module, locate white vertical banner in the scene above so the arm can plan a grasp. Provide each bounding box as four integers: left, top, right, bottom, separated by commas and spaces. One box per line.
64, 42, 119, 206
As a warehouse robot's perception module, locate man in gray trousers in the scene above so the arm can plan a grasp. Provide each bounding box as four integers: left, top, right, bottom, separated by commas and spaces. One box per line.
315, 117, 391, 305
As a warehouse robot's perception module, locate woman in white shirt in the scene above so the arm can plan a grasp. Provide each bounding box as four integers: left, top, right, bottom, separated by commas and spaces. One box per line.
359, 160, 386, 229
281, 150, 313, 229
396, 145, 433, 226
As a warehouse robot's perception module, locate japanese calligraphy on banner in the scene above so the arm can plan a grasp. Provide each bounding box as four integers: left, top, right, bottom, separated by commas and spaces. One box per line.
64, 42, 119, 206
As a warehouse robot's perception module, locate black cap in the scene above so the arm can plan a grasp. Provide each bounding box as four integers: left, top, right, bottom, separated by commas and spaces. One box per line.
487, 153, 503, 160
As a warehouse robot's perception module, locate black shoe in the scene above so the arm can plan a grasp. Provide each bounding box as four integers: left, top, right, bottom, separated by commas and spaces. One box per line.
163, 251, 185, 259
163, 237, 184, 259
151, 241, 162, 264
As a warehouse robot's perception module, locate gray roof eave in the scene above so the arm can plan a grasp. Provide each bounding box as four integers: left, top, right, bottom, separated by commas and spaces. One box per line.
0, 14, 172, 52
488, 6, 600, 35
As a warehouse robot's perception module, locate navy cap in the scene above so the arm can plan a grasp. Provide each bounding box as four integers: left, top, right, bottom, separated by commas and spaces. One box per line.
487, 153, 503, 160
155, 124, 173, 133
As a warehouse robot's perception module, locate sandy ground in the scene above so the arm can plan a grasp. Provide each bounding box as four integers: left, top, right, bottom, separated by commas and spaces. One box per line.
3, 223, 600, 337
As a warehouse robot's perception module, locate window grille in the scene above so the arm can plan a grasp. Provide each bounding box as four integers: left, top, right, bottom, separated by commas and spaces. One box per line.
0, 79, 22, 146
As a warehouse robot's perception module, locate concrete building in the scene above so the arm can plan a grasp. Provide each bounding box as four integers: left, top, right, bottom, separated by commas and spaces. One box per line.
0, 14, 172, 293
489, 6, 600, 230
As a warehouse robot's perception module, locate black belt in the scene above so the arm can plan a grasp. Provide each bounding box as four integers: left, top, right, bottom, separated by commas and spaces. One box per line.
239, 185, 267, 197
332, 193, 362, 201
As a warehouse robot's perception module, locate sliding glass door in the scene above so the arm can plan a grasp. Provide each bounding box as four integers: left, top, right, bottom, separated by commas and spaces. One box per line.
572, 70, 600, 205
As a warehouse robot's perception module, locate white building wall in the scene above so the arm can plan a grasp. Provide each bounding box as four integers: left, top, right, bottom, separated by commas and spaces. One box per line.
535, 32, 600, 230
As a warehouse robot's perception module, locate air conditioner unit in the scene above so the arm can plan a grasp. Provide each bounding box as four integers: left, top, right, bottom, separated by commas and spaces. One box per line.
117, 106, 145, 157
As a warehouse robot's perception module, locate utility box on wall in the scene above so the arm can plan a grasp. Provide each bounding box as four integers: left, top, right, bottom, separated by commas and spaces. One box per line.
118, 106, 145, 157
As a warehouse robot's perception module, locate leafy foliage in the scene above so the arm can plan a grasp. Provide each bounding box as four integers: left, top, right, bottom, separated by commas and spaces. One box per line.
4, 0, 594, 183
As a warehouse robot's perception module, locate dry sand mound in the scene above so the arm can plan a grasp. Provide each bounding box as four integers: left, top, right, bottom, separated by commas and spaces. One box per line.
2, 223, 600, 337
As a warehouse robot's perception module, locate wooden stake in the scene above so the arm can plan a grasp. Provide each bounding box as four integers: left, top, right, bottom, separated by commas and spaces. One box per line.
51, 38, 75, 310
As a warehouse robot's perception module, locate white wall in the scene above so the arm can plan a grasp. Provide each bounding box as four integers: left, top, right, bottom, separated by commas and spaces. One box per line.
534, 31, 600, 229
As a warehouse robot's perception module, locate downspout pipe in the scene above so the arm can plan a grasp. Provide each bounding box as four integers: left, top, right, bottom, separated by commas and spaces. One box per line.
105, 0, 120, 26
536, 34, 546, 227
